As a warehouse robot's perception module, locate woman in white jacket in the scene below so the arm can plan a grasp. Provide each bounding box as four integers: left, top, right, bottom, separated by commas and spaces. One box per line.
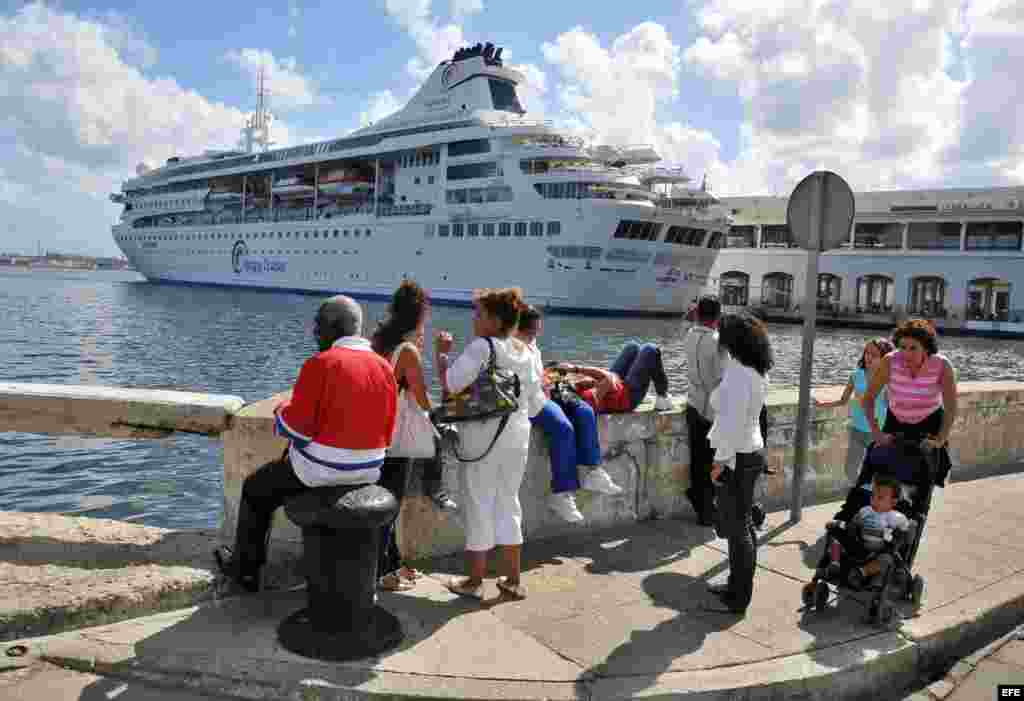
434, 288, 540, 600
706, 313, 774, 616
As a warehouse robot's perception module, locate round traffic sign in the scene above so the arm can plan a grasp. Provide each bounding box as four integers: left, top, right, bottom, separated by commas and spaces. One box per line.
786, 171, 855, 251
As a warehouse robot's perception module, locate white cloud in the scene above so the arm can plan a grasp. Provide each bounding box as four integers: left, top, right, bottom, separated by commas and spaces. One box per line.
451, 0, 483, 20
224, 48, 324, 110
0, 3, 295, 256
359, 90, 403, 127
382, 0, 470, 80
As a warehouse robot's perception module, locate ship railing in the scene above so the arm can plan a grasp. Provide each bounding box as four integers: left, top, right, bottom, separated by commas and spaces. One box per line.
376, 203, 434, 217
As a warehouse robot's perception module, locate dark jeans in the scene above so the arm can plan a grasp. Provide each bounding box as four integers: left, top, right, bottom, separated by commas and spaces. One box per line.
609, 342, 669, 411
532, 398, 601, 494
716, 451, 765, 611
378, 456, 410, 577
686, 406, 715, 516
232, 455, 308, 576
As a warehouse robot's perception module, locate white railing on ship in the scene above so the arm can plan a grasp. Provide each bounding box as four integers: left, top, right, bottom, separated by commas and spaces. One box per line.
131, 203, 434, 229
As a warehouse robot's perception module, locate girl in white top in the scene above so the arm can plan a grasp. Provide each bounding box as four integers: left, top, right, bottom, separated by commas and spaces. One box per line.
707, 313, 773, 616
434, 288, 541, 601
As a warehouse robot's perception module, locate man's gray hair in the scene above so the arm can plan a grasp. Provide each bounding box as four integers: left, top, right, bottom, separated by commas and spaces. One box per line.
319, 295, 363, 338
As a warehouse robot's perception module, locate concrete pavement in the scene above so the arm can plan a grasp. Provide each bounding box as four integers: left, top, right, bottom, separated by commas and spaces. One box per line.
4, 473, 1024, 700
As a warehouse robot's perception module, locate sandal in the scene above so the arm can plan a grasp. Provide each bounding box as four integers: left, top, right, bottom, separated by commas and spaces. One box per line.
379, 572, 415, 591
496, 576, 527, 600
445, 577, 484, 600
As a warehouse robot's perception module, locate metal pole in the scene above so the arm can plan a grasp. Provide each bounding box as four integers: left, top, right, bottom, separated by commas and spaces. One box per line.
373, 159, 380, 216
790, 173, 827, 522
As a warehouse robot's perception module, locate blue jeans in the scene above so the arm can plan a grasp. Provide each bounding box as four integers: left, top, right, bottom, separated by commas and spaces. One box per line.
609, 342, 670, 411
531, 399, 601, 494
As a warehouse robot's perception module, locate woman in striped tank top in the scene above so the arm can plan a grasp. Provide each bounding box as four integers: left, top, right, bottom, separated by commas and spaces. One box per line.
860, 319, 958, 485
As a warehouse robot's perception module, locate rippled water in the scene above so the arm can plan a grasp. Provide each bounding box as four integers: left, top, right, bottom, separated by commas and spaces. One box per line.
2, 269, 1023, 529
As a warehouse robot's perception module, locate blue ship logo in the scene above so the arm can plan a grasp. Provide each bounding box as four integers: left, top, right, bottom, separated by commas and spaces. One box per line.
231, 240, 248, 274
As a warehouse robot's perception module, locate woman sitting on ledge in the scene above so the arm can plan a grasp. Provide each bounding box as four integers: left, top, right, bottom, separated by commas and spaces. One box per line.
557, 342, 675, 414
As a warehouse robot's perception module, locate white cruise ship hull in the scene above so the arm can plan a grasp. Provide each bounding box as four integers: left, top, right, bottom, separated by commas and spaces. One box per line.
115, 201, 718, 316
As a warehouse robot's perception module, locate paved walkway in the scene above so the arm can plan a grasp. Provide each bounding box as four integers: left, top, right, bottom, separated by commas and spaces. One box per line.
4, 473, 1024, 700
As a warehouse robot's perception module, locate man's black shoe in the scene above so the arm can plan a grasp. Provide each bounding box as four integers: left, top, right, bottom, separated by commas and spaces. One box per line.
702, 589, 746, 615
214, 545, 260, 594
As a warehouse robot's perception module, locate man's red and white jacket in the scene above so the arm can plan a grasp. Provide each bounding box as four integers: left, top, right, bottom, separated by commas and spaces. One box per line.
274, 336, 397, 487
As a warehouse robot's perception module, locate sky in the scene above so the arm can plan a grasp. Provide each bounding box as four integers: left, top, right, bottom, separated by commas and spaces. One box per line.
1, 0, 1022, 257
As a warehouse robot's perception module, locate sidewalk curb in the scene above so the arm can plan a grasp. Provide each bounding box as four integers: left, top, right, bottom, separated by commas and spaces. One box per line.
907, 619, 1024, 701
8, 580, 1023, 701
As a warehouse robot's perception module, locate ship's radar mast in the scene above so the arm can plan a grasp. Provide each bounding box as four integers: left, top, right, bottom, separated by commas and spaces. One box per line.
239, 64, 274, 153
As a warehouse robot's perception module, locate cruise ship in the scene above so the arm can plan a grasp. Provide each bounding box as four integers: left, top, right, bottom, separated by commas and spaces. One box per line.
705, 186, 1024, 336
109, 43, 729, 316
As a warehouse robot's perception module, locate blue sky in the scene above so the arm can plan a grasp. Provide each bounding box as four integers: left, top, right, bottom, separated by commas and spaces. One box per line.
1, 0, 1022, 256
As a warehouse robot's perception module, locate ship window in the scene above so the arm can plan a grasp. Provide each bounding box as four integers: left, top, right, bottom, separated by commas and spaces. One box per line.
489, 79, 524, 114
447, 162, 501, 181
547, 221, 561, 236
414, 177, 421, 185
366, 229, 372, 237
428, 175, 435, 184
530, 222, 544, 237
665, 226, 705, 246
452, 223, 464, 237
760, 224, 794, 248
499, 223, 511, 237
707, 232, 724, 248
908, 221, 961, 250
333, 229, 339, 237
468, 223, 480, 237
966, 221, 1022, 250
448, 139, 490, 157
514, 222, 527, 237
482, 223, 495, 237
467, 188, 483, 204
438, 225, 450, 237
354, 230, 360, 237
447, 189, 467, 204
344, 230, 349, 236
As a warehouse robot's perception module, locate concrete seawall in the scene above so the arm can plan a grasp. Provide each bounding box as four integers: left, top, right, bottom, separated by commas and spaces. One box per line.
221, 380, 1024, 567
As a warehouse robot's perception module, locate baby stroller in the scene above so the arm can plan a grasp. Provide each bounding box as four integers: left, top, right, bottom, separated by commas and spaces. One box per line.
801, 435, 938, 624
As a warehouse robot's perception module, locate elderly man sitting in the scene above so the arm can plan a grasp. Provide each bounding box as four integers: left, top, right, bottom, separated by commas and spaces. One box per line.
215, 295, 398, 593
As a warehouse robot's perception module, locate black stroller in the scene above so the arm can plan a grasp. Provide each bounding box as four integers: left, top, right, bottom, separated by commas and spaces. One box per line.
801, 435, 939, 624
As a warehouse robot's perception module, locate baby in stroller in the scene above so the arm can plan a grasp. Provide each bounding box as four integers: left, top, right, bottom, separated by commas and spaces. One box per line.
802, 436, 935, 623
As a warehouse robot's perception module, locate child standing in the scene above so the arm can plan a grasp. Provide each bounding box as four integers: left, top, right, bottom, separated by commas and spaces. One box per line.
821, 338, 894, 482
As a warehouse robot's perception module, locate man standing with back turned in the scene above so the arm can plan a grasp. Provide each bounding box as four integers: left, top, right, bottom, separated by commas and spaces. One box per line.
683, 295, 723, 526
215, 295, 398, 593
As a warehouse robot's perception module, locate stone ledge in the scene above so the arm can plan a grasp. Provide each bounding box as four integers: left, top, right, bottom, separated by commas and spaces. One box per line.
0, 383, 245, 438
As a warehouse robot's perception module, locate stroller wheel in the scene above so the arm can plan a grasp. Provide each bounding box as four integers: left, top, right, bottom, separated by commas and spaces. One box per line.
814, 580, 830, 612
802, 581, 816, 608
910, 575, 926, 607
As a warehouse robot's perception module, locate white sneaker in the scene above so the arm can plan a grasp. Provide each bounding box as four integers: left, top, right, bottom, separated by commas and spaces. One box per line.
654, 394, 675, 411
582, 467, 623, 495
548, 493, 584, 523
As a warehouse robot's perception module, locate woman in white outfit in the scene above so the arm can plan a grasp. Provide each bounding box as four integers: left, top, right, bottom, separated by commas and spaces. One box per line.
435, 288, 540, 600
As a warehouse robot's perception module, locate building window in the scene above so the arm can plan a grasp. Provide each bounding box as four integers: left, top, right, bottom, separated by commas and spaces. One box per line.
719, 271, 749, 306
447, 162, 501, 181
468, 223, 480, 237
818, 273, 842, 310
438, 224, 450, 237
856, 275, 894, 313
726, 225, 756, 248
546, 221, 561, 236
514, 222, 527, 237
761, 272, 794, 309
529, 222, 544, 237
854, 222, 902, 249
760, 225, 794, 248
908, 221, 961, 250
498, 223, 511, 237
452, 223, 464, 237
966, 221, 1023, 250
483, 223, 496, 237
908, 276, 947, 317
447, 139, 490, 157
967, 278, 1012, 321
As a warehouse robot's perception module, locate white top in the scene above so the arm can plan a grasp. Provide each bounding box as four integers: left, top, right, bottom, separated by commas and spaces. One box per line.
855, 505, 910, 550
523, 341, 547, 419
708, 355, 767, 467
682, 325, 723, 420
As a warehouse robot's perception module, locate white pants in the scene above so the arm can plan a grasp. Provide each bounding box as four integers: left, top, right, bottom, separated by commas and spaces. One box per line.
458, 412, 531, 551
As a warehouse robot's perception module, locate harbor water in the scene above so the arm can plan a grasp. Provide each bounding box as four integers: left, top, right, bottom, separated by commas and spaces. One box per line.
2, 268, 1023, 529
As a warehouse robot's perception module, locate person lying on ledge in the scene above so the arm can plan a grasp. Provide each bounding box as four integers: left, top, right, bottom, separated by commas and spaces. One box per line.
556, 341, 675, 414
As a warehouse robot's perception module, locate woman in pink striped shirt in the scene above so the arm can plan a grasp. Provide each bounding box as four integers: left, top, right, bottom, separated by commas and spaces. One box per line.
860, 319, 958, 484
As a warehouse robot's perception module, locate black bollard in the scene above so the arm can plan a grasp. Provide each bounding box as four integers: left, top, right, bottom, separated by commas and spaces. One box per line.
277, 484, 403, 661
